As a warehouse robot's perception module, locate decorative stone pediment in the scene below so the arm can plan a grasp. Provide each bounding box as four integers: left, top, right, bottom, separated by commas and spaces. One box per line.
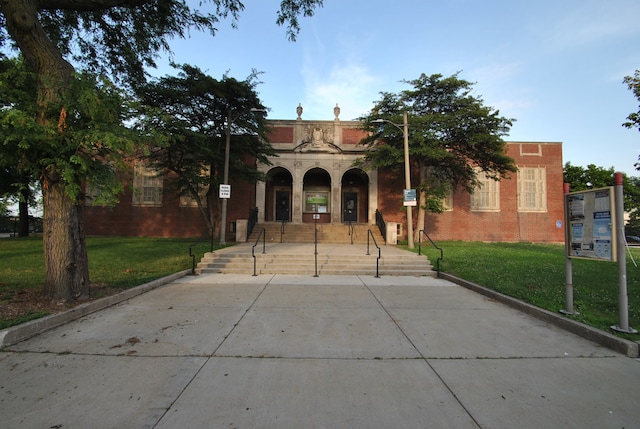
293, 124, 342, 153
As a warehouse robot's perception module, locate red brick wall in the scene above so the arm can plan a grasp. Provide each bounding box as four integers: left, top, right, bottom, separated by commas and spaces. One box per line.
342, 128, 366, 145
268, 126, 294, 143
413, 142, 565, 243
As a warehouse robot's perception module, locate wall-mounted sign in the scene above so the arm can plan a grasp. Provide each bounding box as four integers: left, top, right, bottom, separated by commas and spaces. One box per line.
565, 187, 616, 261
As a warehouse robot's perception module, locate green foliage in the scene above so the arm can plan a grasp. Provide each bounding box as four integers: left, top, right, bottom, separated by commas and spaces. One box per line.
623, 70, 640, 133
358, 72, 517, 212
0, 57, 138, 205
563, 163, 640, 227
0, 1, 323, 90
135, 64, 275, 229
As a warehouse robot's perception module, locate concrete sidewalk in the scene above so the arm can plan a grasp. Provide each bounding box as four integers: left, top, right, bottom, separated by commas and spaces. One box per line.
1, 272, 639, 428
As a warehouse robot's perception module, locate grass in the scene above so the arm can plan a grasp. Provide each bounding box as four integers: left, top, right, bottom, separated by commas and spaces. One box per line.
412, 241, 640, 341
0, 236, 214, 329
1, 237, 639, 342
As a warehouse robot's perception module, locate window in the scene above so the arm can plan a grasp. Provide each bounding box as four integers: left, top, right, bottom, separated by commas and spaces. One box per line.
518, 167, 547, 212
132, 163, 163, 207
471, 173, 500, 211
442, 188, 453, 211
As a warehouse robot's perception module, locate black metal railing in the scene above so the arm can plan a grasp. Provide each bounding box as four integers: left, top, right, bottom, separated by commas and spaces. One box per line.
346, 220, 354, 245
280, 219, 287, 243
418, 229, 443, 277
247, 207, 259, 240
366, 229, 381, 278
189, 227, 214, 275
375, 209, 386, 243
252, 228, 266, 276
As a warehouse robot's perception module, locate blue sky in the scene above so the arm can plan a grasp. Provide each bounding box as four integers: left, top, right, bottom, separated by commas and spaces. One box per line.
152, 0, 640, 175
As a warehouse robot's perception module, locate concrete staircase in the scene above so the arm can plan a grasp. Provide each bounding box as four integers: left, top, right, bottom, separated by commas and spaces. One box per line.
196, 247, 435, 276
247, 222, 384, 245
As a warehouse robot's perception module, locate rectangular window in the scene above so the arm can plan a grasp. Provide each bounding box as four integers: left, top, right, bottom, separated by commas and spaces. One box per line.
471, 172, 500, 211
132, 163, 163, 207
518, 167, 547, 212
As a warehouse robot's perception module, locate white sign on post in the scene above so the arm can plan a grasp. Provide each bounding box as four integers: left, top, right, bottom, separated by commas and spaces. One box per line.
219, 184, 231, 199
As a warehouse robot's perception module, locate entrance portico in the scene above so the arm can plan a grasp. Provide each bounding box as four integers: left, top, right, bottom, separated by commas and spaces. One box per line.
255, 109, 377, 225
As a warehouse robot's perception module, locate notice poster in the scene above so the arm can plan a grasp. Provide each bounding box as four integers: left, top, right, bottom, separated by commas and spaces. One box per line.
566, 187, 616, 261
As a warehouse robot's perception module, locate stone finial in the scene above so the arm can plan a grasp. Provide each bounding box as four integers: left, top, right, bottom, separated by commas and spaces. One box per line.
334, 103, 340, 121
296, 103, 303, 120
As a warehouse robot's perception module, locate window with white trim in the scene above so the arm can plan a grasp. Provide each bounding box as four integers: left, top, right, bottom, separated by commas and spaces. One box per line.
471, 173, 500, 211
132, 163, 163, 207
518, 167, 547, 212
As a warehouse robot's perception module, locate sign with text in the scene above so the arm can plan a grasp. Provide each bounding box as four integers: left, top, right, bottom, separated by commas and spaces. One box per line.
219, 184, 231, 199
403, 189, 417, 206
566, 187, 616, 261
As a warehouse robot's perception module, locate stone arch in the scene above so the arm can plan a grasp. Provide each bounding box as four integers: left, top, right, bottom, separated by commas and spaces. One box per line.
302, 167, 332, 223
341, 168, 370, 223
265, 167, 293, 222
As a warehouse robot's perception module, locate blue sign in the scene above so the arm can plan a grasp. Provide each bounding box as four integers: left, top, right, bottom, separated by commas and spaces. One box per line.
403, 189, 417, 207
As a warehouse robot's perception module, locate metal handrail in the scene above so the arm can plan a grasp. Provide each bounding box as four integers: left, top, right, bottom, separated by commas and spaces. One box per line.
375, 209, 386, 243
346, 220, 354, 245
189, 228, 214, 275
251, 228, 266, 276
280, 219, 287, 243
418, 229, 443, 277
247, 207, 259, 240
366, 229, 381, 278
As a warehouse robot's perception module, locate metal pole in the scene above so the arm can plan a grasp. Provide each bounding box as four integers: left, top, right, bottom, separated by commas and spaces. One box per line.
314, 216, 319, 277
612, 172, 637, 333
219, 111, 231, 245
403, 112, 414, 249
560, 183, 577, 315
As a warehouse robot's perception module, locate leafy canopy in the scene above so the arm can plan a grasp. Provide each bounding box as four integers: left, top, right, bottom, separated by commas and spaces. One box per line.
135, 63, 274, 228
358, 72, 517, 211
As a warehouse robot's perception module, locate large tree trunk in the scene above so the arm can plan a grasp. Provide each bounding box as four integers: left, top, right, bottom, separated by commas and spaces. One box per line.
3, 0, 90, 300
42, 178, 90, 301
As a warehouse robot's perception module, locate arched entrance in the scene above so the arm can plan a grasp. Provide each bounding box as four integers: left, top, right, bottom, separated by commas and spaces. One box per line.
303, 167, 331, 223
265, 167, 293, 222
341, 169, 369, 223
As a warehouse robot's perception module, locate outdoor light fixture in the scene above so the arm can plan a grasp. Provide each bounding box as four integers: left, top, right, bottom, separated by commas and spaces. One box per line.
371, 112, 414, 249
220, 107, 266, 245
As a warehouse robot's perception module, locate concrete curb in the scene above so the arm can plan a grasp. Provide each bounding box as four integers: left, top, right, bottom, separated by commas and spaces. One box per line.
0, 270, 191, 349
441, 272, 640, 358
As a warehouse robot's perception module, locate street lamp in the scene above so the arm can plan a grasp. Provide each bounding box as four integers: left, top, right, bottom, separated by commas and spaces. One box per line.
220, 107, 266, 245
371, 112, 414, 249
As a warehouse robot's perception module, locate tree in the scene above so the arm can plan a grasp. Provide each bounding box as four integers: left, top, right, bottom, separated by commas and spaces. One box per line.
563, 162, 640, 234
623, 70, 640, 168
0, 0, 323, 301
0, 56, 41, 237
358, 72, 517, 244
135, 64, 274, 239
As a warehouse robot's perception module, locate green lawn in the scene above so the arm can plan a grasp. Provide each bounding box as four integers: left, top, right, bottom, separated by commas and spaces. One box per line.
0, 236, 213, 328
1, 237, 639, 342
413, 241, 640, 340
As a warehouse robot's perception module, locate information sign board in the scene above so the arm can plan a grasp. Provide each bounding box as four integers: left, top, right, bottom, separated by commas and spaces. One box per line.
565, 187, 616, 261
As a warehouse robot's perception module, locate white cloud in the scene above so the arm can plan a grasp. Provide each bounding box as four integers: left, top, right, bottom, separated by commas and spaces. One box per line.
300, 60, 379, 120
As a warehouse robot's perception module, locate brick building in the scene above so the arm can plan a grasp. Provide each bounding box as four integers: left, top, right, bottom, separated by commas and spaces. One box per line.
84, 108, 565, 243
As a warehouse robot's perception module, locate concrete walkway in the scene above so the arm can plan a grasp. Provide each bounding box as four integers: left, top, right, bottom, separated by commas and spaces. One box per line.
1, 270, 639, 428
